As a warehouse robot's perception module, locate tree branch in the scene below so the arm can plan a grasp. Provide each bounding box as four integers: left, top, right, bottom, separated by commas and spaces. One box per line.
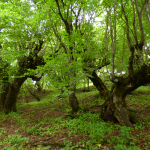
121, 4, 134, 78
55, 0, 70, 34
131, 0, 138, 44
135, 0, 145, 46
52, 26, 67, 54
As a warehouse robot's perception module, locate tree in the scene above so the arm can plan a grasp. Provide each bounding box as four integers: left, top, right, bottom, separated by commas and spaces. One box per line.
84, 0, 150, 127
0, 1, 46, 114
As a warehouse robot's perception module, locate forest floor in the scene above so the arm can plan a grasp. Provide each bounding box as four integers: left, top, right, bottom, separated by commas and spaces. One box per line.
0, 85, 150, 150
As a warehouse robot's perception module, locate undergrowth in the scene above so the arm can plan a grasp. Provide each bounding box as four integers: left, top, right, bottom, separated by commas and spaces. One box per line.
0, 86, 150, 149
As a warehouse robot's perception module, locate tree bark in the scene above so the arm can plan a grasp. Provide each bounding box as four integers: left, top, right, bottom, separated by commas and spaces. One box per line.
0, 78, 9, 112
88, 71, 109, 100
0, 62, 9, 112
69, 92, 80, 112
101, 86, 134, 127
3, 77, 27, 114
68, 68, 80, 113
101, 65, 150, 127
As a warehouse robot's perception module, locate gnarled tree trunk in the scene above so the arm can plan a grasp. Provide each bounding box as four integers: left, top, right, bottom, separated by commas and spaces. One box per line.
0, 62, 9, 112
101, 65, 150, 127
83, 56, 110, 100
3, 77, 27, 114
83, 61, 138, 127
0, 56, 45, 114
101, 85, 135, 127
0, 36, 45, 114
0, 78, 9, 112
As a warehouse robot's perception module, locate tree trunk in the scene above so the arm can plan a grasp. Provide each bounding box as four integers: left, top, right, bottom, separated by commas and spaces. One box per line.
88, 71, 109, 100
0, 81, 9, 112
68, 63, 80, 113
27, 85, 40, 101
69, 92, 80, 112
101, 94, 133, 127
101, 81, 141, 127
3, 77, 27, 114
0, 63, 9, 112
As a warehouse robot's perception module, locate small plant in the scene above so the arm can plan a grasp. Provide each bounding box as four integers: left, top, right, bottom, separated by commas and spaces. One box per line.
27, 125, 41, 134
109, 126, 132, 145
0, 128, 7, 135
15, 129, 19, 133
31, 145, 51, 150
114, 144, 141, 150
3, 145, 23, 150
1, 117, 6, 123
60, 140, 79, 150
119, 126, 131, 144
130, 137, 137, 146
134, 122, 145, 130
3, 134, 28, 146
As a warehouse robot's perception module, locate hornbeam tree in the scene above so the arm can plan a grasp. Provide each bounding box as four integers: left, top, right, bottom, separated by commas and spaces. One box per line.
0, 40, 45, 114
0, 1, 46, 114
83, 0, 150, 127
45, 0, 101, 113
